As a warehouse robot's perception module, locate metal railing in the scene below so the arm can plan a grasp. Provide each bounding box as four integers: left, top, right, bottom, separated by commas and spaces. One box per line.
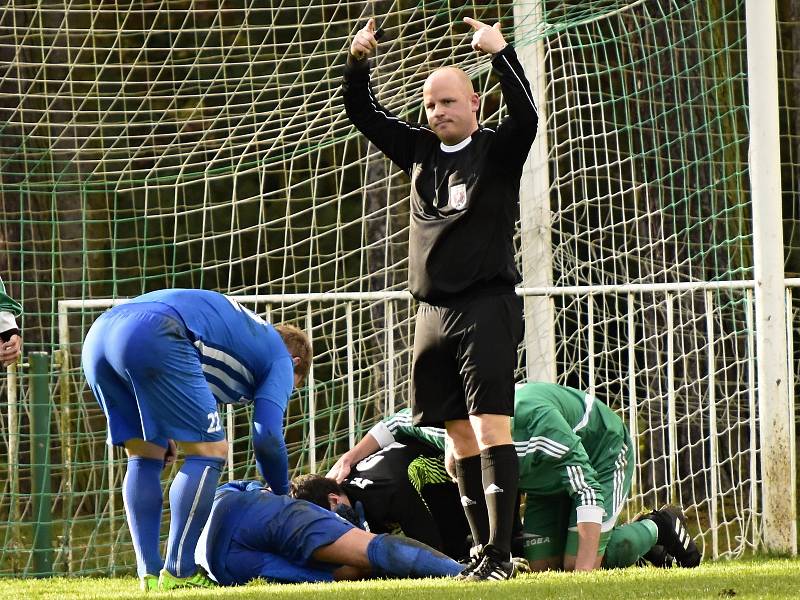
2, 278, 795, 575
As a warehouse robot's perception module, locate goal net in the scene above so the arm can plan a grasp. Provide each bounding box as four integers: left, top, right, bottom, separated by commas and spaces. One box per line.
0, 0, 796, 575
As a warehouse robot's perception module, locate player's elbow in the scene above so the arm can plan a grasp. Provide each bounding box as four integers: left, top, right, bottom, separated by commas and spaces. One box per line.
500, 116, 538, 150
253, 429, 285, 455
251, 418, 284, 451
519, 116, 539, 141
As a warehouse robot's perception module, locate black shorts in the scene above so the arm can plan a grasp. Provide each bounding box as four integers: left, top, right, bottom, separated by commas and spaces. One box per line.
410, 293, 523, 426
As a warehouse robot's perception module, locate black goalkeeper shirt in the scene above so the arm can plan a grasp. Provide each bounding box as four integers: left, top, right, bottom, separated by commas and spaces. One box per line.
342, 45, 538, 305
342, 438, 468, 557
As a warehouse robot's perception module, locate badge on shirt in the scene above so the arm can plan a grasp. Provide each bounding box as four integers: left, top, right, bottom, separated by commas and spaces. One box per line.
448, 183, 467, 210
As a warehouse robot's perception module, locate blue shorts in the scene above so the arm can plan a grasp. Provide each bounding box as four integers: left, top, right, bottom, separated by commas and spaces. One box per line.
81, 303, 226, 447
202, 487, 354, 585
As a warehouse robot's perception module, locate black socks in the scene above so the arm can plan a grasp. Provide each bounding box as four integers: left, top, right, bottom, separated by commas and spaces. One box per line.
481, 444, 519, 557
454, 454, 490, 547
455, 444, 520, 558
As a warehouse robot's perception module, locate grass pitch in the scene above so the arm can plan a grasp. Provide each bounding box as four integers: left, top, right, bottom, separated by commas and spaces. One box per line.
3, 559, 799, 599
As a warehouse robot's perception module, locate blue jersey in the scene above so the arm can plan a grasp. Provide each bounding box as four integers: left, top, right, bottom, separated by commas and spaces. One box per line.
129, 289, 294, 410
199, 481, 352, 585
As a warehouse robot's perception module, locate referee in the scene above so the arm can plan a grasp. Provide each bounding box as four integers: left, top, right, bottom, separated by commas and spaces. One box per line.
343, 16, 538, 580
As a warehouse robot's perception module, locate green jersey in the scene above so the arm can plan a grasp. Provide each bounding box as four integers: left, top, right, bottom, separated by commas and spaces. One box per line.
368, 382, 631, 522
0, 277, 22, 335
367, 409, 447, 451
512, 382, 631, 522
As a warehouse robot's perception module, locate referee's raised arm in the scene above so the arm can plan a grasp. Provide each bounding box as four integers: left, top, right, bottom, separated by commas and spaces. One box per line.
466, 18, 538, 169
350, 17, 379, 61
341, 19, 423, 174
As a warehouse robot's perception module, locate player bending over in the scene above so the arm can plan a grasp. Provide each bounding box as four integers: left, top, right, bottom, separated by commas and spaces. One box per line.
344, 16, 538, 581
196, 480, 463, 584
330, 382, 702, 572
81, 289, 311, 591
291, 438, 471, 560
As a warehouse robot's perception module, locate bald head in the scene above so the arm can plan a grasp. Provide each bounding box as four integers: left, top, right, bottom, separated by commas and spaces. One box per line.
423, 67, 475, 96
422, 67, 480, 145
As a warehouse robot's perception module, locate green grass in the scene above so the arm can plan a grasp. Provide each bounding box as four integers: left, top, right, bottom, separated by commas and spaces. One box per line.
3, 559, 800, 600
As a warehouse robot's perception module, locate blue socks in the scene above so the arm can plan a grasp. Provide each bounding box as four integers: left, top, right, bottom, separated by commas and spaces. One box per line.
123, 457, 164, 578
163, 455, 224, 577
367, 534, 463, 578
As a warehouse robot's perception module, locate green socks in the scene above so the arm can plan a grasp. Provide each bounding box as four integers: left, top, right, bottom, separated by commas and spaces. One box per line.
604, 520, 658, 568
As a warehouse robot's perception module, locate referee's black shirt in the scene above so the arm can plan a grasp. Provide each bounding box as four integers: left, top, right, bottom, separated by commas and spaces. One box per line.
343, 45, 538, 305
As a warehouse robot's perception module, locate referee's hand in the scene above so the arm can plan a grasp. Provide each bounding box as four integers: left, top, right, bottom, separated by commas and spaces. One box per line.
464, 17, 508, 55
350, 18, 379, 60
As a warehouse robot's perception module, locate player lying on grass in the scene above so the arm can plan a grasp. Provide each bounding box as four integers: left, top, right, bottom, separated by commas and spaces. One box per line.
291, 438, 472, 560
328, 381, 702, 572
196, 480, 463, 584
293, 440, 536, 561
81, 289, 311, 591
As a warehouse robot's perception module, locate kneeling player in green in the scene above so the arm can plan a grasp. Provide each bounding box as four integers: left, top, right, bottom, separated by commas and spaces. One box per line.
507, 382, 701, 571
329, 381, 701, 572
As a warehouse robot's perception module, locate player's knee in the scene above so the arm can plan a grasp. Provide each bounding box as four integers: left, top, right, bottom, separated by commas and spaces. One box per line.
603, 537, 636, 569
528, 556, 563, 572
469, 414, 512, 448
124, 438, 169, 460
445, 420, 479, 457
180, 439, 228, 460
205, 439, 229, 460
475, 430, 513, 448
444, 450, 457, 480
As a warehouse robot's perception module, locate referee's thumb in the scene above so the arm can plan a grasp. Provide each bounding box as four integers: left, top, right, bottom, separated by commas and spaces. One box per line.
493, 22, 502, 31
366, 17, 376, 32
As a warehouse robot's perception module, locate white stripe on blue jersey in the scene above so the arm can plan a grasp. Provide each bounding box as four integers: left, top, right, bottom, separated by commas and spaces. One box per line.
194, 339, 255, 405
205, 381, 242, 406
195, 340, 254, 386
202, 363, 249, 397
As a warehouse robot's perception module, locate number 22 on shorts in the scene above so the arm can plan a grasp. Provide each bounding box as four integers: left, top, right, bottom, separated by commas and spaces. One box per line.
207, 411, 222, 433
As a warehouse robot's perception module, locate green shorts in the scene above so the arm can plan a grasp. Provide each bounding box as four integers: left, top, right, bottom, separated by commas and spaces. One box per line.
522, 442, 635, 562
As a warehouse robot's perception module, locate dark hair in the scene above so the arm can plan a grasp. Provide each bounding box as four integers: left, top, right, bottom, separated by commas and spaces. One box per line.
289, 473, 345, 508
275, 324, 312, 384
